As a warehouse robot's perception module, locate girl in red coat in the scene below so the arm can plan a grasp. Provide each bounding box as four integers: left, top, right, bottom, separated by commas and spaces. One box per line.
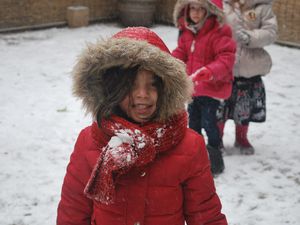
56, 27, 228, 225
172, 0, 236, 175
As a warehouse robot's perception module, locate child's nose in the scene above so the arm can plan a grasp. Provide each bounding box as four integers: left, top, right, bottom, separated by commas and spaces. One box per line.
135, 86, 149, 98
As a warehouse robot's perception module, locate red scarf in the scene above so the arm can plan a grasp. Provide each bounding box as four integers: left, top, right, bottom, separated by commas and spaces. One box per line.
84, 111, 188, 204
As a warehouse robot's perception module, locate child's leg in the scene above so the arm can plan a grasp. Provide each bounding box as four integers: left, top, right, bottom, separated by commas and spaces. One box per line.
201, 98, 221, 149
201, 97, 224, 175
187, 97, 203, 135
217, 121, 225, 151
216, 100, 229, 151
235, 123, 254, 154
232, 76, 264, 155
217, 122, 225, 139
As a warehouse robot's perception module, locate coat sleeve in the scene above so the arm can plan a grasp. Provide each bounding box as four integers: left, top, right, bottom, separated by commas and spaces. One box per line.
246, 5, 278, 48
183, 135, 227, 225
206, 26, 236, 82
172, 32, 188, 63
57, 128, 94, 225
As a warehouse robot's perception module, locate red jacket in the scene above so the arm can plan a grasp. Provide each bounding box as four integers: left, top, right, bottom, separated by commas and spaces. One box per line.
172, 16, 236, 99
57, 122, 227, 225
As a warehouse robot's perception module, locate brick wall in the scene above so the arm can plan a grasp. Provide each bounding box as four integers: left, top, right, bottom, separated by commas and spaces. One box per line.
273, 0, 300, 46
1, 0, 299, 47
156, 0, 176, 24
0, 0, 176, 31
0, 0, 118, 31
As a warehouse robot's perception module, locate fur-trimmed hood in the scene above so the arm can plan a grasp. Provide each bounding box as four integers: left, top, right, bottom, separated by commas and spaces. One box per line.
72, 27, 193, 122
173, 0, 224, 27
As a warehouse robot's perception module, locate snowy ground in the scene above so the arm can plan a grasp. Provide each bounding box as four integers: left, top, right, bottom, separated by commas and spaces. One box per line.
0, 23, 299, 225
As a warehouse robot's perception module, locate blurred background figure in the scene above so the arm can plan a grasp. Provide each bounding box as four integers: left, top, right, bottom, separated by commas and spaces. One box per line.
172, 0, 236, 175
217, 0, 278, 155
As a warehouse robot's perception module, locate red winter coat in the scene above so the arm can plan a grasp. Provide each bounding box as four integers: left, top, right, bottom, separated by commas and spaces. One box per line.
57, 122, 227, 225
172, 16, 236, 99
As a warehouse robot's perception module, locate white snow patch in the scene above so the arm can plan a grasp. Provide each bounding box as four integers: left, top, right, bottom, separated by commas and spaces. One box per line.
0, 22, 300, 225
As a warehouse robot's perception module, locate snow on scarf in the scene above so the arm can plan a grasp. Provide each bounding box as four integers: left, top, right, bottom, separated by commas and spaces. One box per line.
84, 111, 188, 204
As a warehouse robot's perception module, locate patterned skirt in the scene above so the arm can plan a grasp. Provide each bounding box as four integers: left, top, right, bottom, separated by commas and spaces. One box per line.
217, 75, 266, 125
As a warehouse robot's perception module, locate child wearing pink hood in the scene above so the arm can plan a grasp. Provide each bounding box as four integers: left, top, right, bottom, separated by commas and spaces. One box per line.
172, 0, 236, 175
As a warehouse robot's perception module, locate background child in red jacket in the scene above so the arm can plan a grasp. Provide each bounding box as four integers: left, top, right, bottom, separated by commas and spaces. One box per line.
172, 0, 236, 175
57, 27, 228, 225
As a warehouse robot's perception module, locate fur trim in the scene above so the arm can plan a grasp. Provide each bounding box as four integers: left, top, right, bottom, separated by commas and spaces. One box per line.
72, 37, 193, 122
173, 0, 224, 27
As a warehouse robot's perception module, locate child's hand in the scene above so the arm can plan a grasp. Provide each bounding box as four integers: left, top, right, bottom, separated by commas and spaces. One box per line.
191, 67, 213, 84
236, 29, 250, 45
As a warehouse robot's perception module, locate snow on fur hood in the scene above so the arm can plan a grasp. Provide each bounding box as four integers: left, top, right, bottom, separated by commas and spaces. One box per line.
72, 27, 193, 122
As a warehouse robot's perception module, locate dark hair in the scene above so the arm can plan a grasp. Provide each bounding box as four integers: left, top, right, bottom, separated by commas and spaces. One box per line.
96, 66, 163, 124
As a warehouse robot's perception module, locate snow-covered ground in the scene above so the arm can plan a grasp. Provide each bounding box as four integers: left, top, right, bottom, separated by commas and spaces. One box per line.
0, 23, 299, 225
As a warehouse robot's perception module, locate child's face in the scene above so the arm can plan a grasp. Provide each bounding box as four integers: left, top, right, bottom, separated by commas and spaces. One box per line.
189, 3, 207, 24
119, 69, 158, 123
